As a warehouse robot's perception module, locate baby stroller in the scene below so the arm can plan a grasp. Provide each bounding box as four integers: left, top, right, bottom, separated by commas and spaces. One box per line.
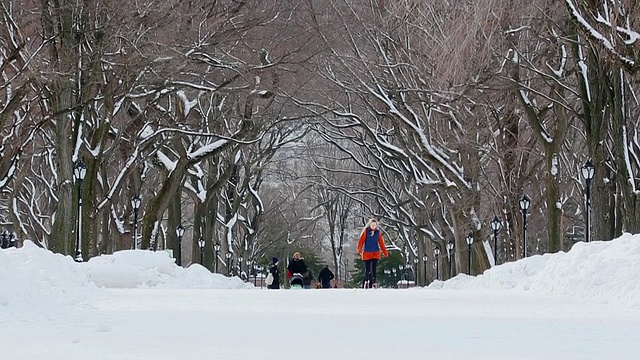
290, 273, 304, 289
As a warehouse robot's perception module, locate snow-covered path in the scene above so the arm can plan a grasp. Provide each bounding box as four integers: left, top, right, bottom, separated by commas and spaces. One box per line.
6, 288, 639, 360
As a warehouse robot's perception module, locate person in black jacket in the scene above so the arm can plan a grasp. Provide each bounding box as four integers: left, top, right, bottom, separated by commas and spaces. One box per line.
268, 257, 280, 289
287, 251, 308, 287
318, 265, 335, 288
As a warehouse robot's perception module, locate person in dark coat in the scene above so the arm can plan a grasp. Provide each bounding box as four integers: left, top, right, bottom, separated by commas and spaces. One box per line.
302, 268, 313, 289
287, 251, 308, 278
318, 265, 335, 288
268, 257, 280, 289
287, 251, 311, 289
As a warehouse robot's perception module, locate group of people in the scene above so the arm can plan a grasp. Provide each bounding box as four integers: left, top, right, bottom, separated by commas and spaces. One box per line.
267, 252, 336, 289
268, 218, 388, 290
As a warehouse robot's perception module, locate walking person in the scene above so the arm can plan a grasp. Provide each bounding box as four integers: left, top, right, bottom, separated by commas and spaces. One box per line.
357, 219, 389, 289
318, 265, 335, 289
302, 268, 313, 289
267, 257, 280, 289
287, 251, 309, 288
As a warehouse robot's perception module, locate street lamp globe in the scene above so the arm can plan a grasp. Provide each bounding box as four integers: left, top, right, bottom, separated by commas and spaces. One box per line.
73, 160, 87, 181
131, 195, 141, 211
490, 216, 502, 232
422, 254, 428, 263
446, 240, 454, 252
581, 160, 595, 181
519, 194, 531, 211
434, 247, 440, 256
214, 242, 221, 252
413, 257, 419, 265
465, 233, 474, 245
238, 255, 244, 264
225, 251, 232, 260
198, 237, 205, 249
175, 224, 185, 237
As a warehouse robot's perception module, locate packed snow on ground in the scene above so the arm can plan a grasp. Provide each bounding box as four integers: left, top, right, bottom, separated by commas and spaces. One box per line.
1, 233, 639, 360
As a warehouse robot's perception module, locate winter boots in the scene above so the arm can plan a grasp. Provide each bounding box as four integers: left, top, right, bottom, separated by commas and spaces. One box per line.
363, 280, 378, 289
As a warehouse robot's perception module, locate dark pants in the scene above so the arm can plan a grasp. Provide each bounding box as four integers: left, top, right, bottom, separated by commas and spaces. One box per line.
364, 259, 379, 285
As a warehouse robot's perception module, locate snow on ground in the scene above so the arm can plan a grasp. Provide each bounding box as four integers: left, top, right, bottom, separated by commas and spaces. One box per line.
1, 233, 640, 359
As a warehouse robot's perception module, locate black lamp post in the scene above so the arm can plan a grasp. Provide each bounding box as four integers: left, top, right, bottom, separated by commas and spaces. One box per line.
345, 259, 349, 284
391, 268, 397, 287
131, 195, 141, 250
581, 160, 595, 243
434, 247, 440, 280
519, 194, 531, 258
238, 255, 244, 280
422, 254, 428, 286
384, 269, 391, 287
73, 160, 87, 262
465, 232, 473, 275
198, 237, 205, 265
413, 257, 419, 286
446, 240, 454, 279
225, 251, 232, 275
175, 225, 184, 266
490, 216, 502, 265
214, 242, 221, 272
246, 258, 252, 283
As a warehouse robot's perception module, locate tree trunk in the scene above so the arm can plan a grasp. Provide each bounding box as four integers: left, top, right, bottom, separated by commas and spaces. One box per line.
610, 70, 639, 235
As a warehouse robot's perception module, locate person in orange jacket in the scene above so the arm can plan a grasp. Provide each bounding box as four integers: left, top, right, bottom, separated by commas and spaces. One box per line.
357, 219, 389, 288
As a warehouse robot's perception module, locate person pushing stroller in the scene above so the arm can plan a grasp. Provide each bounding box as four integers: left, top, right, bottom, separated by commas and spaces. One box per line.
287, 252, 308, 289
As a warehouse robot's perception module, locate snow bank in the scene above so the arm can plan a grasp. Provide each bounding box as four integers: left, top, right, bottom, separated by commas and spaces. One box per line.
432, 233, 640, 306
81, 249, 252, 289
0, 241, 97, 310
0, 242, 252, 311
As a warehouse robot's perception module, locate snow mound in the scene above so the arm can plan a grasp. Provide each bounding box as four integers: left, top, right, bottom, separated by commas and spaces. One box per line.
82, 249, 252, 289
432, 233, 640, 306
0, 241, 97, 310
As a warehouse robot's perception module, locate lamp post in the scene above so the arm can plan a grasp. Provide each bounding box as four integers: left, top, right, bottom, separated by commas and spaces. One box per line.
434, 247, 440, 280
391, 268, 397, 287
413, 257, 419, 286
198, 237, 205, 265
131, 195, 141, 250
490, 216, 502, 265
214, 242, 221, 272
225, 251, 232, 275
73, 160, 87, 262
175, 225, 185, 266
581, 160, 595, 243
246, 259, 253, 284
238, 255, 244, 280
446, 240, 454, 279
8, 233, 15, 248
384, 269, 391, 287
519, 194, 531, 258
465, 232, 473, 275
345, 259, 349, 284
422, 255, 428, 286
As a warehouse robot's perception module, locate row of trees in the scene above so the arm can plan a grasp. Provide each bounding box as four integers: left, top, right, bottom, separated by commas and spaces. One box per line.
1, 1, 638, 279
